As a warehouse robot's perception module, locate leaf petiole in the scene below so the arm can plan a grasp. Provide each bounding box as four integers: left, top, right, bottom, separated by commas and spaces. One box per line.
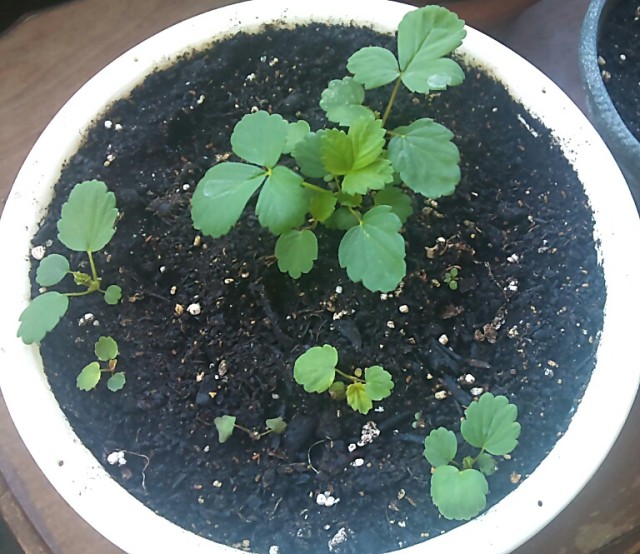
335, 368, 364, 384
381, 76, 402, 127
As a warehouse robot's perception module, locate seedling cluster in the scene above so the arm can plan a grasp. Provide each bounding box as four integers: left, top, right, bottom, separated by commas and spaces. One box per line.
77, 336, 126, 392
214, 415, 287, 444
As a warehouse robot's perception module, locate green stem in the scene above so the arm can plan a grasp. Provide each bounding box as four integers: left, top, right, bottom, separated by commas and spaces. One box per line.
335, 368, 364, 384
381, 77, 403, 127
64, 290, 94, 298
301, 181, 331, 195
87, 251, 99, 282
347, 207, 363, 224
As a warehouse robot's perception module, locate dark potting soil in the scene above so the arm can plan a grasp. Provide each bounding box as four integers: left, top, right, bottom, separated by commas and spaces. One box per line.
598, 0, 640, 141
32, 23, 604, 554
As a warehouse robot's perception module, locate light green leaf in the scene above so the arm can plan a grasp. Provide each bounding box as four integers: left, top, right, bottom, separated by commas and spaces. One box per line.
364, 365, 394, 401
477, 453, 497, 476
72, 271, 92, 286
77, 362, 101, 391
321, 128, 353, 175
231, 111, 288, 167
328, 381, 347, 401
292, 131, 327, 179
256, 166, 309, 234
324, 207, 359, 231
346, 382, 373, 414
57, 180, 118, 253
266, 417, 287, 434
347, 46, 400, 89
95, 336, 118, 361
191, 162, 265, 238
104, 285, 122, 305
36, 254, 70, 287
214, 415, 236, 444
338, 205, 406, 292
342, 158, 394, 196
402, 57, 465, 93
335, 192, 362, 208
320, 77, 375, 126
309, 190, 337, 222
430, 466, 488, 521
374, 186, 413, 223
388, 118, 460, 198
348, 118, 386, 171
461, 393, 521, 456
17, 291, 69, 344
284, 120, 311, 154
275, 229, 318, 278
293, 344, 338, 393
424, 427, 458, 467
107, 372, 126, 392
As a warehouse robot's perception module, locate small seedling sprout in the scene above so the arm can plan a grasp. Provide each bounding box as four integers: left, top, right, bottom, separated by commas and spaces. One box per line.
443, 266, 460, 290
77, 336, 126, 392
214, 415, 287, 444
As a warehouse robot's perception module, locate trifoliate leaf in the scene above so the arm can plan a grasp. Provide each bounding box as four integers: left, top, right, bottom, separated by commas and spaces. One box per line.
477, 453, 497, 476
430, 466, 488, 521
107, 372, 126, 392
256, 166, 309, 234
347, 46, 400, 89
309, 190, 337, 222
397, 6, 466, 94
328, 381, 347, 401
292, 131, 327, 179
338, 205, 406, 292
461, 393, 521, 456
388, 118, 460, 198
57, 180, 118, 253
35, 254, 69, 287
104, 285, 122, 305
324, 207, 359, 231
265, 417, 287, 434
275, 229, 318, 278
17, 291, 69, 344
342, 158, 394, 196
191, 162, 265, 238
214, 415, 236, 444
346, 382, 373, 414
424, 427, 458, 467
293, 344, 338, 393
374, 186, 413, 223
231, 111, 288, 167
364, 365, 394, 401
77, 362, 101, 391
95, 336, 118, 361
284, 120, 311, 154
320, 77, 375, 126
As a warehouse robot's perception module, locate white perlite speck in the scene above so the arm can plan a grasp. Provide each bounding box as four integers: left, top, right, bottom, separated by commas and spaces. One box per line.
357, 421, 380, 447
107, 451, 126, 466
187, 303, 201, 316
269, 547, 280, 554
31, 245, 46, 260
328, 528, 348, 551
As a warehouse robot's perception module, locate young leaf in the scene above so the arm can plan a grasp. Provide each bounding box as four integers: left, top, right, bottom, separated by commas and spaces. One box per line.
104, 284, 122, 305
107, 372, 126, 392
347, 46, 401, 90
424, 427, 458, 467
309, 190, 337, 222
35, 254, 69, 287
77, 362, 101, 391
364, 365, 394, 401
477, 453, 497, 476
320, 77, 375, 126
342, 158, 394, 196
374, 187, 413, 223
17, 291, 69, 344
293, 344, 338, 393
461, 393, 521, 456
191, 162, 265, 238
283, 120, 311, 154
338, 205, 406, 293
95, 336, 118, 361
346, 382, 373, 414
231, 111, 288, 167
57, 180, 118, 253
388, 118, 460, 198
430, 465, 488, 521
275, 229, 318, 278
265, 417, 287, 434
214, 415, 236, 444
292, 131, 327, 179
324, 207, 359, 231
328, 381, 347, 401
255, 166, 309, 234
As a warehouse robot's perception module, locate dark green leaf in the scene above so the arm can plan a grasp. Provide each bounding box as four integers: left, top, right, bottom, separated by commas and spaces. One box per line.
36, 254, 70, 287
292, 131, 327, 179
284, 120, 311, 154
107, 372, 126, 392
231, 111, 288, 167
347, 46, 400, 89
293, 344, 338, 393
309, 190, 337, 222
320, 77, 375, 125
364, 365, 394, 401
324, 207, 359, 231
477, 453, 497, 476
275, 229, 318, 278
346, 382, 373, 414
214, 415, 236, 444
424, 427, 458, 467
17, 291, 69, 344
77, 362, 101, 391
374, 186, 413, 223
256, 166, 309, 234
430, 466, 488, 520
328, 381, 347, 401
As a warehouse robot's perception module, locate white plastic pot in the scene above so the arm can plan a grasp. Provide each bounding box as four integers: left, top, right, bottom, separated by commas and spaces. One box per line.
1, 1, 639, 553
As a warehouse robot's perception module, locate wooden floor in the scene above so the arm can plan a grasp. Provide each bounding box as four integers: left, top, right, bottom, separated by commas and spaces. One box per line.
1, 0, 639, 552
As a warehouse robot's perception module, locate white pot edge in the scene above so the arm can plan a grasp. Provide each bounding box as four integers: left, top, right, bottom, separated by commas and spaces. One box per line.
1, 1, 639, 553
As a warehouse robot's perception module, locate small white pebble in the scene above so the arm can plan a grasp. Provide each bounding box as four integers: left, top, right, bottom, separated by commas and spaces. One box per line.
159, 265, 166, 273
470, 386, 484, 396
197, 95, 206, 105
104, 120, 113, 129
114, 123, 123, 131
316, 493, 327, 506
328, 528, 348, 551
352, 458, 364, 467
435, 390, 448, 400
399, 305, 409, 314
269, 57, 279, 66
380, 293, 389, 301
507, 253, 520, 263
203, 445, 210, 453
212, 479, 222, 488
335, 285, 343, 294
269, 547, 280, 554
386, 320, 396, 329
348, 443, 357, 453
182, 184, 190, 191
438, 334, 449, 345
31, 245, 46, 260
170, 285, 177, 295
187, 303, 201, 316
620, 53, 627, 61
463, 374, 476, 384
107, 451, 126, 466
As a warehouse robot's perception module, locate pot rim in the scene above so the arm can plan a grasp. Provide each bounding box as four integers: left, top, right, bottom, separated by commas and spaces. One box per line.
1, 1, 640, 553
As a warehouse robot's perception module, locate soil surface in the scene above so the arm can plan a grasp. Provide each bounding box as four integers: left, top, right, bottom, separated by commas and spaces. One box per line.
598, 0, 640, 140
32, 23, 604, 554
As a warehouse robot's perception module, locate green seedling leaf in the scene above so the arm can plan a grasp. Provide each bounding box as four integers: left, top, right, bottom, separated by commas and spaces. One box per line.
104, 284, 122, 305
424, 427, 458, 467
107, 372, 126, 392
430, 465, 488, 521
231, 111, 288, 167
35, 254, 69, 287
397, 6, 466, 93
328, 381, 347, 401
95, 336, 118, 361
324, 207, 359, 231
57, 180, 118, 253
346, 382, 373, 414
320, 77, 375, 125
292, 131, 327, 179
284, 120, 311, 154
256, 166, 309, 234
343, 159, 394, 196
347, 46, 401, 89
388, 118, 460, 198
364, 365, 394, 401
275, 229, 318, 278
335, 192, 362, 208
338, 205, 406, 292
77, 362, 101, 391
265, 417, 287, 434
309, 190, 337, 222
293, 344, 338, 393
461, 393, 521, 456
72, 271, 92, 286
17, 291, 69, 344
477, 453, 497, 476
215, 415, 236, 444
191, 162, 265, 238
374, 186, 413, 223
